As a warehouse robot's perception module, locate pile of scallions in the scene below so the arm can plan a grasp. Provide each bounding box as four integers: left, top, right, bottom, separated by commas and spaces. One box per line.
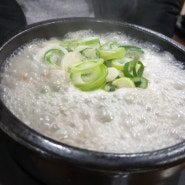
44, 37, 148, 92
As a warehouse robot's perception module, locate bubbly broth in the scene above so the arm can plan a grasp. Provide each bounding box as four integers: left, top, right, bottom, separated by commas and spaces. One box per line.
1, 30, 185, 153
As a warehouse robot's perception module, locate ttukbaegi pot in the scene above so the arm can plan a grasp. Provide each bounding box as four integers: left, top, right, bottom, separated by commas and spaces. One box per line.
0, 18, 185, 185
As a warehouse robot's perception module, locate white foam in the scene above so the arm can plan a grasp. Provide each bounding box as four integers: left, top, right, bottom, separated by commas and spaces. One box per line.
1, 31, 185, 153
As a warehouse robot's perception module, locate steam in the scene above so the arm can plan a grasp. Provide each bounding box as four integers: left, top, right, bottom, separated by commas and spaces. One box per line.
16, 0, 94, 24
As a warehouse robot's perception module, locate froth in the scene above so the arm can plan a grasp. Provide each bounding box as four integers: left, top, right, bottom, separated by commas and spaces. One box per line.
1, 30, 185, 153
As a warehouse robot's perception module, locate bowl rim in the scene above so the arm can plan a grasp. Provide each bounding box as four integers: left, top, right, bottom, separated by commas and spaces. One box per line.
1, 17, 185, 172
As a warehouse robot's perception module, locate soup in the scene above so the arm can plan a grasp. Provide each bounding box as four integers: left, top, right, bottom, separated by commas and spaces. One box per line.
1, 30, 185, 153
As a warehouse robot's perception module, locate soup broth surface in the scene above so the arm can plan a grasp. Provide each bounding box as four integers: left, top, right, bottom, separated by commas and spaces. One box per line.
1, 30, 185, 153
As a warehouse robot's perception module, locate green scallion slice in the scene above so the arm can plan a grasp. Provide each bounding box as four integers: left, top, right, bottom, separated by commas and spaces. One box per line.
45, 36, 149, 91
101, 41, 121, 50
112, 77, 135, 88
80, 48, 99, 59
60, 38, 101, 51
123, 45, 144, 54
123, 61, 144, 77
111, 56, 134, 70
70, 58, 104, 72
70, 61, 108, 91
99, 47, 126, 61
133, 61, 144, 77
123, 45, 144, 59
44, 49, 64, 65
132, 76, 148, 89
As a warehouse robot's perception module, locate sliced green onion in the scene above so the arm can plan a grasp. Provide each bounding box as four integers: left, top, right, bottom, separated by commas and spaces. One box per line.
110, 42, 121, 49
60, 38, 101, 51
123, 61, 144, 77
70, 61, 108, 91
109, 85, 117, 92
112, 77, 135, 88
132, 77, 148, 89
79, 37, 100, 46
104, 60, 112, 67
60, 40, 78, 51
99, 47, 126, 61
45, 36, 148, 91
123, 61, 135, 77
70, 58, 104, 72
133, 61, 144, 77
118, 70, 124, 78
44, 49, 64, 65
77, 38, 101, 49
61, 52, 84, 71
80, 48, 99, 59
106, 67, 119, 82
123, 45, 144, 54
101, 41, 121, 50
111, 56, 134, 70
104, 83, 117, 92
123, 45, 144, 59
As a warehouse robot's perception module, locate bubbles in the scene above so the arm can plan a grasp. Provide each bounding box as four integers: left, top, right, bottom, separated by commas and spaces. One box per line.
172, 81, 185, 90
2, 31, 185, 153
95, 108, 113, 123
40, 85, 50, 94
39, 114, 54, 127
146, 104, 152, 112
51, 80, 62, 92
